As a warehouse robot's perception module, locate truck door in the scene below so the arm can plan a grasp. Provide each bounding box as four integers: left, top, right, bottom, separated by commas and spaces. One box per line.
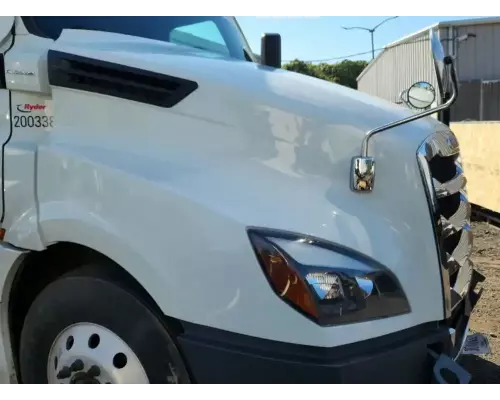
1, 18, 52, 249
0, 17, 15, 227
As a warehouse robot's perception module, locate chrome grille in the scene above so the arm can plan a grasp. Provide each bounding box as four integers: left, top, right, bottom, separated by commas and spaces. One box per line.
417, 130, 473, 318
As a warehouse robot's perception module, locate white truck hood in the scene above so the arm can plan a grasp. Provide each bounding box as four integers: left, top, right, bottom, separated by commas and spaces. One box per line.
41, 29, 449, 344
54, 28, 444, 143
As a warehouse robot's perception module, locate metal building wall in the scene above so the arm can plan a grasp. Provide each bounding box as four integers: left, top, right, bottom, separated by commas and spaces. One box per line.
450, 80, 500, 121
443, 22, 500, 120
357, 31, 438, 104
482, 80, 500, 120
454, 23, 500, 81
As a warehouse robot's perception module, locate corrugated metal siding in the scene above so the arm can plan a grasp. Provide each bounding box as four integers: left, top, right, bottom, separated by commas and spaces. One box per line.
451, 80, 481, 120
357, 31, 438, 104
455, 23, 500, 81
481, 80, 500, 120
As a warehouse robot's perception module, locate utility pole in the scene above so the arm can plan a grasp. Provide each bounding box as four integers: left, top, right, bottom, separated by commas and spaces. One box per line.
342, 17, 398, 60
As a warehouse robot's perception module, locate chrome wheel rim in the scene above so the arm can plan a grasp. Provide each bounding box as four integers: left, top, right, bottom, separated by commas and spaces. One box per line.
47, 322, 149, 384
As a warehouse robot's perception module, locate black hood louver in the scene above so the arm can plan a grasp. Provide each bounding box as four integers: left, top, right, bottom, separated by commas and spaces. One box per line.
47, 50, 198, 108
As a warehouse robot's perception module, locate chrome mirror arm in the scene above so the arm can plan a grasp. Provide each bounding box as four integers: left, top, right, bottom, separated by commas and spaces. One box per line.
400, 98, 411, 108
362, 60, 457, 158
351, 57, 458, 192
399, 90, 411, 107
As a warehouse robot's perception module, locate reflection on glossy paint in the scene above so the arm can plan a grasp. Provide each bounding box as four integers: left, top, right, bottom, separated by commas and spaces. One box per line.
206, 288, 241, 322
260, 107, 302, 178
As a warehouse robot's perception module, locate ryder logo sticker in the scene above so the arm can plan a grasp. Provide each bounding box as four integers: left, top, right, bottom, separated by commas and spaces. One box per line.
16, 104, 47, 113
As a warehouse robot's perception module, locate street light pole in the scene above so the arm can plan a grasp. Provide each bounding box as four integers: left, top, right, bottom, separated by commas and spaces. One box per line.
371, 32, 375, 59
342, 16, 399, 60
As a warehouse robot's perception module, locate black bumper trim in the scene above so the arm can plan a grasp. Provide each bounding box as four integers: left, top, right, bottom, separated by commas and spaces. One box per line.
175, 269, 484, 384
176, 321, 453, 383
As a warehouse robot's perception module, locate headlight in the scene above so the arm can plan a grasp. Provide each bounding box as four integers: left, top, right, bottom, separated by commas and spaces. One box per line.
247, 228, 410, 326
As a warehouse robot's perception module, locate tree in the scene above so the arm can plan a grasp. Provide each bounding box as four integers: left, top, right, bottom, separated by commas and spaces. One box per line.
282, 59, 368, 89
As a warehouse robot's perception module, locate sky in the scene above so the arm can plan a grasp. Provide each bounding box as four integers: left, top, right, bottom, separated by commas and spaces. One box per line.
236, 16, 488, 63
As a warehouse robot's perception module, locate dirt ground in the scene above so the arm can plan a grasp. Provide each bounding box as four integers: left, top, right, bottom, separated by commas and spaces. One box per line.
459, 221, 500, 383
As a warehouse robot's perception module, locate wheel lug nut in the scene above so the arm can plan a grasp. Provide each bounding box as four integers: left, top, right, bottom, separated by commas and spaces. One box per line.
70, 359, 84, 372
57, 366, 71, 379
87, 365, 101, 377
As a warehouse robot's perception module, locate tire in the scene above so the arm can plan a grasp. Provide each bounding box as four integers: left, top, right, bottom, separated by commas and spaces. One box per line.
19, 265, 191, 384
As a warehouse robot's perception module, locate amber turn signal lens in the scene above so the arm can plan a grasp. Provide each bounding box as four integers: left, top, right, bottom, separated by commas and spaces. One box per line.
249, 234, 318, 319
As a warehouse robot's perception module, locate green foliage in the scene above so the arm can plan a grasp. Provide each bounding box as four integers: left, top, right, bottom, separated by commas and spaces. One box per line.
282, 59, 368, 89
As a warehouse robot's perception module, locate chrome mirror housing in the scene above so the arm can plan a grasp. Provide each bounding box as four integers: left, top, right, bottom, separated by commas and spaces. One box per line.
351, 157, 375, 192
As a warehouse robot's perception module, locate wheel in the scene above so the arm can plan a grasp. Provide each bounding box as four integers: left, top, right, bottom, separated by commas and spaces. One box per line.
19, 266, 191, 384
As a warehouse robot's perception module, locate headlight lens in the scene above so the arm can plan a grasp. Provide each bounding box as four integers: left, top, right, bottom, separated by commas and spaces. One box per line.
248, 228, 410, 326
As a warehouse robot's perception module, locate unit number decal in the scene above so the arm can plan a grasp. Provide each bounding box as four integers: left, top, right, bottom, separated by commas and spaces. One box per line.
14, 103, 54, 129
14, 115, 54, 128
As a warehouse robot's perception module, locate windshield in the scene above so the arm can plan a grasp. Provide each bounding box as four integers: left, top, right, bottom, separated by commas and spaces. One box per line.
24, 16, 254, 61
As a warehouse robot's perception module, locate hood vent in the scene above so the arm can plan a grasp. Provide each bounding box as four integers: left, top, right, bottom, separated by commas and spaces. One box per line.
47, 50, 198, 108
